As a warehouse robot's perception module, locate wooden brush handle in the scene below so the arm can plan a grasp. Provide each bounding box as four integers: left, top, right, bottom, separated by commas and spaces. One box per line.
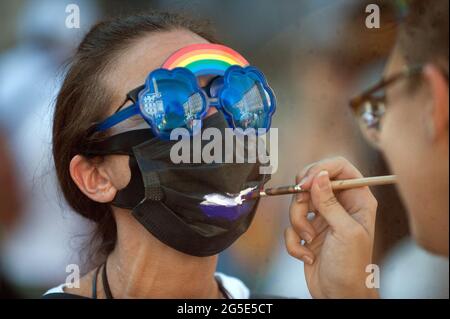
257, 175, 397, 198
330, 175, 397, 190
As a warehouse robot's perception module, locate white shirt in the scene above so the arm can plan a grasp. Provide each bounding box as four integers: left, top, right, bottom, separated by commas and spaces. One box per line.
43, 272, 250, 299
380, 237, 449, 299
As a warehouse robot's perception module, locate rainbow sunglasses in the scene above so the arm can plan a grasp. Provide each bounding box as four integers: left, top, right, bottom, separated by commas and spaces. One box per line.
93, 44, 276, 140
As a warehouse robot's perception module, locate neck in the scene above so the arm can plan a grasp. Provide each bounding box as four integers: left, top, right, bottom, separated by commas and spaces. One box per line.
104, 207, 221, 298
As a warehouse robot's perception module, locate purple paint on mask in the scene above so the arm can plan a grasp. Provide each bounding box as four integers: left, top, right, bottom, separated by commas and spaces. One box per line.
199, 187, 257, 220
200, 200, 255, 221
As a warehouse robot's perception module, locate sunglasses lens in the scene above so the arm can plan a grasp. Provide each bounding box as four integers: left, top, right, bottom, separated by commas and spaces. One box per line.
357, 100, 385, 147
220, 73, 272, 132
139, 71, 207, 139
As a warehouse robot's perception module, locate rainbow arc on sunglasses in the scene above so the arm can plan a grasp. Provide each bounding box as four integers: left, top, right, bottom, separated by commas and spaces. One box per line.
162, 43, 250, 76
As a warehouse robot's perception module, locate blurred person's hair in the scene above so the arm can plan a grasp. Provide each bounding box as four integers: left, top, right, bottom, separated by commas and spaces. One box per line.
52, 11, 217, 265
398, 0, 449, 72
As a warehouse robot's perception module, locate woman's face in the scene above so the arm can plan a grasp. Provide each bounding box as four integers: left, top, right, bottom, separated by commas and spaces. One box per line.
71, 30, 215, 204
378, 47, 449, 254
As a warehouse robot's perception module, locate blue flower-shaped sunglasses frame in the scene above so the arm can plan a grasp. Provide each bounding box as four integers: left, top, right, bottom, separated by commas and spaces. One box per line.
94, 65, 276, 140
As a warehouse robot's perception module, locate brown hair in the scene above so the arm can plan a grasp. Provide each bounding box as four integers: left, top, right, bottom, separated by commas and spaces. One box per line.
52, 11, 217, 265
398, 0, 449, 72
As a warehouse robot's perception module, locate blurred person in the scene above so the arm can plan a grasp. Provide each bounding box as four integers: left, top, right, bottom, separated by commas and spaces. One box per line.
261, 0, 407, 298
286, 0, 406, 263
0, 131, 22, 232
0, 0, 98, 296
44, 11, 277, 299
0, 131, 22, 298
285, 0, 448, 298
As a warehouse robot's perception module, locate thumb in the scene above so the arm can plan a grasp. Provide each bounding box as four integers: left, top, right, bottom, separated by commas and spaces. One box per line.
311, 170, 357, 232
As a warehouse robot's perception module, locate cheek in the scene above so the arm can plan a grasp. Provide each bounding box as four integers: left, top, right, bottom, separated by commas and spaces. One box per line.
379, 102, 429, 232
380, 104, 415, 171
379, 96, 428, 170
106, 155, 132, 190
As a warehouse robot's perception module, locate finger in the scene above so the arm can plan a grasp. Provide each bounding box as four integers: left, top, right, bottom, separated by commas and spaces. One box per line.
304, 199, 328, 234
284, 227, 315, 265
300, 157, 377, 219
298, 157, 363, 190
310, 170, 359, 232
310, 214, 329, 235
338, 186, 378, 215
295, 168, 313, 202
289, 193, 316, 244
294, 194, 332, 236
295, 188, 309, 203
301, 205, 329, 238
296, 162, 316, 184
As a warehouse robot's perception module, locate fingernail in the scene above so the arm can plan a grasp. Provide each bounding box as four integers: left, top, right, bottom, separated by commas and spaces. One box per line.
317, 170, 330, 190
298, 176, 308, 187
300, 232, 313, 244
302, 256, 314, 265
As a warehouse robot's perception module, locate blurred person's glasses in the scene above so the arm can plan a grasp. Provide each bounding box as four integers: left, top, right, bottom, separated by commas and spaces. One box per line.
349, 65, 424, 148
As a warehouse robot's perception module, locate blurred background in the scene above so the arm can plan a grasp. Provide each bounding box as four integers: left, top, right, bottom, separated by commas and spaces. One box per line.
0, 0, 448, 298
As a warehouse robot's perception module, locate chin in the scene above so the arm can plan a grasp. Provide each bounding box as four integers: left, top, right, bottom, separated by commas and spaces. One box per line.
406, 197, 449, 256
411, 221, 449, 256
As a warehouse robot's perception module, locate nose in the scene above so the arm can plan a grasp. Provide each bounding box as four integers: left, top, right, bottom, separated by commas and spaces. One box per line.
205, 106, 218, 118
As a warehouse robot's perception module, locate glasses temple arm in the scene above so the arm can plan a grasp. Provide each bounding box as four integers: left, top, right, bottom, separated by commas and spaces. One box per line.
95, 103, 140, 132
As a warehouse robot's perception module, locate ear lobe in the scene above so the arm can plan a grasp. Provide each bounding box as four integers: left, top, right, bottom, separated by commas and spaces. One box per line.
423, 64, 449, 141
69, 155, 118, 203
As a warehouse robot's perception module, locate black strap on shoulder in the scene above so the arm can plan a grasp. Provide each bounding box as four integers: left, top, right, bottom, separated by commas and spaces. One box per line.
42, 292, 90, 299
215, 275, 231, 299
91, 261, 114, 299
91, 265, 101, 299
102, 260, 114, 299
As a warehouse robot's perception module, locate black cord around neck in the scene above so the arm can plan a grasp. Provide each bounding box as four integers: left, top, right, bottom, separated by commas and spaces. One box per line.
91, 266, 100, 299
102, 259, 114, 299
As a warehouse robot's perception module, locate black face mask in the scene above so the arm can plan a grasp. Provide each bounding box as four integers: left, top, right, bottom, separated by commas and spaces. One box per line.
83, 112, 270, 257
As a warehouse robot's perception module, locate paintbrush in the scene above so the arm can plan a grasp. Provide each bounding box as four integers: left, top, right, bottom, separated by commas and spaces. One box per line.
243, 175, 397, 200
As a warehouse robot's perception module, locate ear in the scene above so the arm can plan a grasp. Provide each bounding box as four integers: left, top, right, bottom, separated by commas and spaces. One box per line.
423, 64, 449, 141
69, 155, 118, 203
